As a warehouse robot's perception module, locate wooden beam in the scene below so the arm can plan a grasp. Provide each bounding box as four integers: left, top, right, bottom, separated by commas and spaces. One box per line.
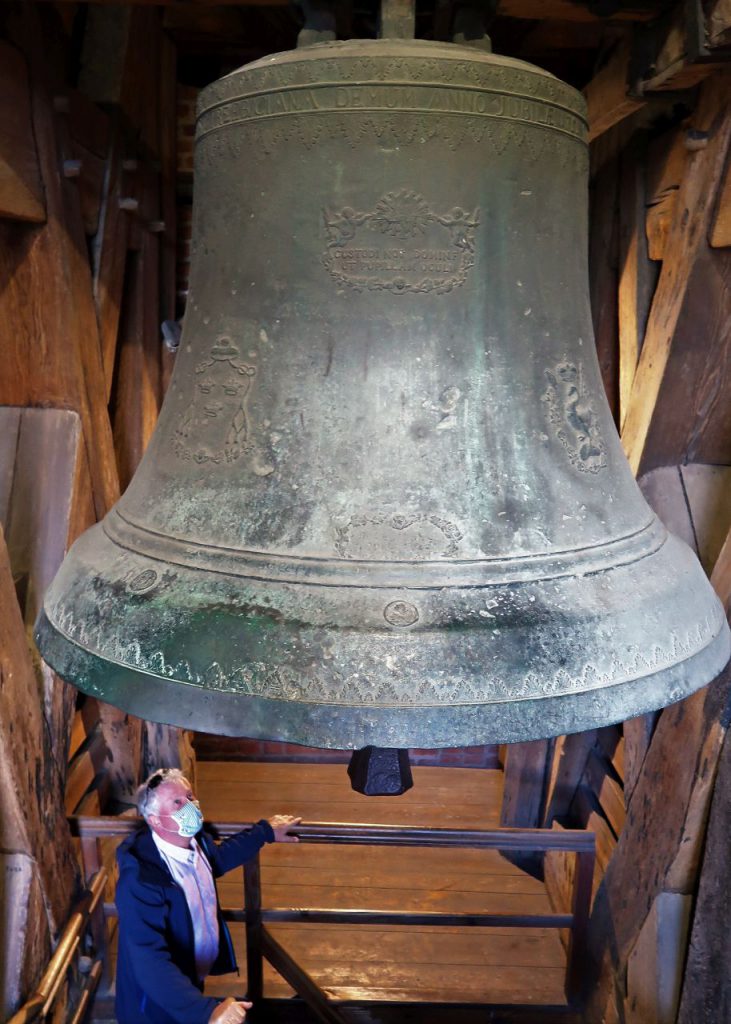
584, 37, 644, 143
626, 892, 692, 1024
0, 408, 86, 778
0, 526, 78, 1015
499, 1, 662, 22
94, 130, 132, 398
582, 748, 626, 838
69, 700, 101, 762
517, 19, 605, 54
710, 522, 731, 615
31, 0, 662, 13
1, 11, 149, 813
623, 712, 658, 806
98, 200, 160, 805
501, 740, 552, 876
584, 667, 731, 1023
143, 722, 196, 788
645, 127, 687, 262
680, 464, 731, 574
379, 0, 415, 40
111, 214, 162, 491
710, 153, 731, 246
65, 727, 108, 814
501, 740, 552, 829
96, 702, 143, 803
4, 405, 81, 575
595, 727, 624, 782
42, 0, 290, 5
0, 9, 121, 520
159, 33, 178, 327
53, 90, 122, 521
676, 727, 731, 1021
617, 134, 656, 429
621, 71, 731, 475
589, 157, 620, 421
543, 731, 597, 827
72, 140, 107, 236
571, 786, 616, 891
707, 0, 731, 48
80, 5, 164, 156
66, 86, 111, 158
637, 4, 727, 93
638, 466, 696, 551
635, 244, 731, 469
0, 42, 45, 222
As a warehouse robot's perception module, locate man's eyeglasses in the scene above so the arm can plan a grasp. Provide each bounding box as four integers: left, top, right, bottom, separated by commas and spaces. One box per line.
146, 770, 174, 791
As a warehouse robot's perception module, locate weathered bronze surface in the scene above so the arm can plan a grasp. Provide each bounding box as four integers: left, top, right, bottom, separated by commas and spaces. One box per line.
36, 40, 730, 748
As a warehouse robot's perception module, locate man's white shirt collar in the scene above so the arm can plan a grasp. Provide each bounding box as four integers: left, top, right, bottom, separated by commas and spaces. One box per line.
152, 829, 200, 863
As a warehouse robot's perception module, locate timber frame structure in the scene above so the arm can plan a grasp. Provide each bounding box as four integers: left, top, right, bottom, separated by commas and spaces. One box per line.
0, 1, 730, 1022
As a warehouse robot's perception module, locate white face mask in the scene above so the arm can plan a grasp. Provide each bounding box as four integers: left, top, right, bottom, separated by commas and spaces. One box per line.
160, 799, 204, 838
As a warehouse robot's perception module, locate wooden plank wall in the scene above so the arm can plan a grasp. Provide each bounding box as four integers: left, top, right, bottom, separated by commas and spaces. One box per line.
0, 3, 184, 1014
534, 52, 731, 1024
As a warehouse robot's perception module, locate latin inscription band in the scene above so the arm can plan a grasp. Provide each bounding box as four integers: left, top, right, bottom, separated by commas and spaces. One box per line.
197, 83, 586, 143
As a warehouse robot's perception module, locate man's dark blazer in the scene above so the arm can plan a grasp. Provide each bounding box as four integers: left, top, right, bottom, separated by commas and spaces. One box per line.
115, 820, 275, 1024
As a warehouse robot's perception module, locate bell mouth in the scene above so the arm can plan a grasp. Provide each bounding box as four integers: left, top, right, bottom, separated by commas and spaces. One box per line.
35, 521, 730, 749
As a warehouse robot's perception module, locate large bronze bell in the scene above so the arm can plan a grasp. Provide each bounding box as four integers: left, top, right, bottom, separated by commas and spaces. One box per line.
36, 39, 730, 750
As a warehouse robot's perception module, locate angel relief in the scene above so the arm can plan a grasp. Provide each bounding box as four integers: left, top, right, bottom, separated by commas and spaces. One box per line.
542, 362, 606, 474
174, 336, 256, 464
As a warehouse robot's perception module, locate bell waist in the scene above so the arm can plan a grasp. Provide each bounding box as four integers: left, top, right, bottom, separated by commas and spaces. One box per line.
104, 506, 665, 590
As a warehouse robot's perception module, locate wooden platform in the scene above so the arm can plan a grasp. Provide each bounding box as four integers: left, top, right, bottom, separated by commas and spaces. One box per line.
195, 762, 570, 1010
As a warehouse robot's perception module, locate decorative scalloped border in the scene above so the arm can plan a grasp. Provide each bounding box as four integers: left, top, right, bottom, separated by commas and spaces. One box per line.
46, 595, 723, 708
199, 56, 586, 123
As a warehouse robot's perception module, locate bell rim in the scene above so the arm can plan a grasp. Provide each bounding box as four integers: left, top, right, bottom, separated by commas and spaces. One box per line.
35, 606, 730, 749
37, 520, 729, 731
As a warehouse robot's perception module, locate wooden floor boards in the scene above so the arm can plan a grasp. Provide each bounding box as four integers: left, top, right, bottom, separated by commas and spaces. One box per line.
197, 762, 568, 1007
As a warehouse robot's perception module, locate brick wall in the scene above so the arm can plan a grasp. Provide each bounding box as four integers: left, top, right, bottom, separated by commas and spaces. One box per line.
177, 83, 197, 178
176, 201, 192, 312
176, 84, 197, 313
194, 734, 500, 768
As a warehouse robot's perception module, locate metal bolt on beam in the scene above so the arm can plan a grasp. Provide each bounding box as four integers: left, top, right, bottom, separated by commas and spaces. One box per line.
63, 160, 82, 179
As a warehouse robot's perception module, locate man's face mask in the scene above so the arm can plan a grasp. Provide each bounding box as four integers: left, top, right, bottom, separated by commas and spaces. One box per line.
161, 799, 204, 838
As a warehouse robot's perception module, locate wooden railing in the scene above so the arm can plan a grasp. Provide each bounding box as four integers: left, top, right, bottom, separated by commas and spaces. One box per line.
70, 817, 595, 1023
7, 869, 108, 1024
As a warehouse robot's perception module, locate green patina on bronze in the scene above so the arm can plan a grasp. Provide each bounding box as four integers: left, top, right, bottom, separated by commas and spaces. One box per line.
35, 39, 729, 748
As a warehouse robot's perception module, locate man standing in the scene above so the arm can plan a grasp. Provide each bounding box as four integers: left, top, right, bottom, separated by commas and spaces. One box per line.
115, 767, 301, 1024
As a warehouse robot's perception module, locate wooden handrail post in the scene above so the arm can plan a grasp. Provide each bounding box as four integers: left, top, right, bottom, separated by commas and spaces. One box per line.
7, 870, 108, 1024
80, 832, 112, 991
565, 847, 595, 1005
80, 835, 101, 882
244, 853, 264, 1002
91, 886, 112, 994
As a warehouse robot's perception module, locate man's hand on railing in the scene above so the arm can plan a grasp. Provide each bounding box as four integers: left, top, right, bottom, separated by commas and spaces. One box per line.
268, 814, 302, 842
209, 997, 252, 1023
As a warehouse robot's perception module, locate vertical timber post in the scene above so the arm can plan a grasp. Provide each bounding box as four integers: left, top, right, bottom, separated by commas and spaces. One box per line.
244, 854, 264, 1002
566, 847, 595, 1005
379, 0, 415, 39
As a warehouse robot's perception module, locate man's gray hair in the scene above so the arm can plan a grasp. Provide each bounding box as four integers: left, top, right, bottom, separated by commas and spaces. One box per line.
137, 768, 191, 821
